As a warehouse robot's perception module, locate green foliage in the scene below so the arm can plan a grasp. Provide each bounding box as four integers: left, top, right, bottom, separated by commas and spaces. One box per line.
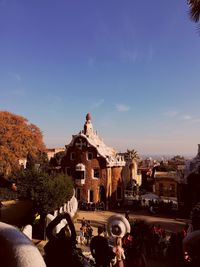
155, 161, 176, 171
125, 149, 140, 161
49, 151, 65, 167
26, 152, 36, 170
15, 169, 73, 215
0, 174, 18, 200
49, 157, 58, 167
170, 155, 185, 161
26, 151, 49, 172
188, 0, 200, 22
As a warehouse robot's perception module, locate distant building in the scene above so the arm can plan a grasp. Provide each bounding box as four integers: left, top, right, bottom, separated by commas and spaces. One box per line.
138, 166, 153, 191
185, 144, 200, 177
46, 148, 65, 161
153, 171, 179, 204
18, 158, 27, 169
61, 113, 126, 209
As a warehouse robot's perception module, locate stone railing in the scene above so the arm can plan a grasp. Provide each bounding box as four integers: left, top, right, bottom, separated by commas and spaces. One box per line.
21, 193, 78, 239
0, 222, 46, 267
46, 194, 78, 234
0, 194, 78, 266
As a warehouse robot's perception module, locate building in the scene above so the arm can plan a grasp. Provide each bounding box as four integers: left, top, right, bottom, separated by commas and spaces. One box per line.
183, 144, 200, 211
46, 148, 65, 161
184, 144, 200, 178
18, 158, 27, 169
120, 156, 142, 204
153, 171, 179, 204
61, 113, 126, 209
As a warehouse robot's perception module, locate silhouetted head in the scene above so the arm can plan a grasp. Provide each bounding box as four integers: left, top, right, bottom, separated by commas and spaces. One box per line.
98, 226, 104, 235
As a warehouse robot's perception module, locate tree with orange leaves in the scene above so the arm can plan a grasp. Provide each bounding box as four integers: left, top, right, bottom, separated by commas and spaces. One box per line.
0, 111, 46, 176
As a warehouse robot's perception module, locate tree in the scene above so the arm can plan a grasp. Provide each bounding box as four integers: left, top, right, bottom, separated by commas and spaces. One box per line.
15, 168, 73, 239
0, 173, 16, 190
188, 0, 200, 22
155, 162, 176, 172
0, 111, 46, 175
49, 151, 65, 167
171, 155, 185, 161
125, 149, 140, 162
188, 0, 200, 33
26, 152, 36, 170
15, 169, 73, 215
26, 151, 49, 172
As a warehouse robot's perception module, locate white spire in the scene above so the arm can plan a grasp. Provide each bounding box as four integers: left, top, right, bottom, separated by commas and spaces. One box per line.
84, 113, 94, 137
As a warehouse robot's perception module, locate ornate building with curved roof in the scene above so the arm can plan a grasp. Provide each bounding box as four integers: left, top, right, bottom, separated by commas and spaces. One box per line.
61, 113, 126, 209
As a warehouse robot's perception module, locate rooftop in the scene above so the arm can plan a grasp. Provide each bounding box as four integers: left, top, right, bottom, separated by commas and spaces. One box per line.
67, 113, 126, 167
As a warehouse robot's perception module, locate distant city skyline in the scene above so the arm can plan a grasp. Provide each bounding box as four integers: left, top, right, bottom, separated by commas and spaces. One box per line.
0, 1, 200, 156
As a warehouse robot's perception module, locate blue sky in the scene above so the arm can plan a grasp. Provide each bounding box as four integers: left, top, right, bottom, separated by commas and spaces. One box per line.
0, 0, 200, 156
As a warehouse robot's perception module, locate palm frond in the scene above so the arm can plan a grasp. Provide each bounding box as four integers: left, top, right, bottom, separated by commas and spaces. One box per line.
188, 0, 200, 22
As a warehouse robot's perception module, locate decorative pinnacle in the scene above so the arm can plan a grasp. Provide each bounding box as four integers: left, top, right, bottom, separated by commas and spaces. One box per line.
86, 113, 92, 121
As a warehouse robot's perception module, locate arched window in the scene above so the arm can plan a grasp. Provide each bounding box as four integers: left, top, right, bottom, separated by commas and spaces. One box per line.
87, 152, 93, 160
93, 168, 100, 179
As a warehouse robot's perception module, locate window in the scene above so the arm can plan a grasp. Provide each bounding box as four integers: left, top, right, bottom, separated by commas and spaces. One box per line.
75, 171, 85, 179
87, 152, 93, 160
75, 163, 85, 179
70, 152, 75, 160
88, 190, 94, 203
93, 168, 100, 179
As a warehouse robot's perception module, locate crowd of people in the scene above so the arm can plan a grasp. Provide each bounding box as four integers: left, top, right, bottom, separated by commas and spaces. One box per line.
79, 218, 93, 245
43, 212, 198, 267
78, 214, 198, 267
89, 224, 148, 267
124, 198, 178, 215
146, 199, 177, 215
79, 201, 105, 211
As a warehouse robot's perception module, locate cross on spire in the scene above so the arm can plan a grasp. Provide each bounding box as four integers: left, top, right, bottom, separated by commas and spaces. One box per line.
75, 138, 87, 150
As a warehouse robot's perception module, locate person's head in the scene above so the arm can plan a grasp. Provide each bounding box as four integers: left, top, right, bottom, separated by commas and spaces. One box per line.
97, 226, 104, 235
115, 237, 122, 247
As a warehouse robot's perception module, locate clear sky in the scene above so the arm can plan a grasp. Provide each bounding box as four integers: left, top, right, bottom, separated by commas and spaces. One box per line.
0, 0, 200, 156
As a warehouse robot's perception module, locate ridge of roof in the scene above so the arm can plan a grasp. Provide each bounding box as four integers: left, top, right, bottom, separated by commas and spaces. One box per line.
68, 132, 125, 167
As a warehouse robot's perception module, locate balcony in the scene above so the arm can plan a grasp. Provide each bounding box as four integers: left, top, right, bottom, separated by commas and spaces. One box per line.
75, 178, 85, 185
75, 163, 85, 185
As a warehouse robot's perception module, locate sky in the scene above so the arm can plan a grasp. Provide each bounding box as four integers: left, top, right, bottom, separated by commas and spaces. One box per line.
0, 0, 200, 157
